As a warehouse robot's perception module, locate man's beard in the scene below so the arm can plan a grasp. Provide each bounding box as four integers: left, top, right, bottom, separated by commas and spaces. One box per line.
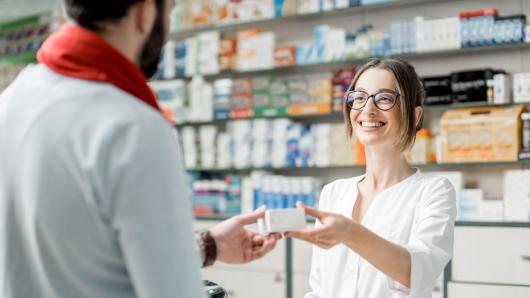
139, 7, 165, 79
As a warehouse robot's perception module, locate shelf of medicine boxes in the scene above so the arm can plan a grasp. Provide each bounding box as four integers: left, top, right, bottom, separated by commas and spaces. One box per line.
174, 101, 530, 127
170, 0, 448, 40
187, 159, 530, 174
168, 43, 530, 82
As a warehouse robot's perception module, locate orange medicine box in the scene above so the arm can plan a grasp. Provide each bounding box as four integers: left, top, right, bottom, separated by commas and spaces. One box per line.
439, 104, 527, 162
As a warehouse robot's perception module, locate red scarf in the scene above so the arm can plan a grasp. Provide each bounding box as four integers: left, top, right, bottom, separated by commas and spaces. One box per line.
37, 24, 166, 117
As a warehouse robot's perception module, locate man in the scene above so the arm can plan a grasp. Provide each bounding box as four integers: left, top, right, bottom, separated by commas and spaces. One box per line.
0, 0, 280, 297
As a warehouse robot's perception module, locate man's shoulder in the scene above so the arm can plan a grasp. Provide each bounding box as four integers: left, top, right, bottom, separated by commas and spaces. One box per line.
22, 64, 163, 124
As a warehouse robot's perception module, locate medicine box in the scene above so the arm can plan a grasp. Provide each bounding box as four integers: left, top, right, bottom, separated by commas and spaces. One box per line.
440, 104, 527, 162
260, 208, 306, 233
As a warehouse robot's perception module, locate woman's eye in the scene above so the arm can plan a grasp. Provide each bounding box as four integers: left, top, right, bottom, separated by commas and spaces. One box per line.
377, 95, 393, 102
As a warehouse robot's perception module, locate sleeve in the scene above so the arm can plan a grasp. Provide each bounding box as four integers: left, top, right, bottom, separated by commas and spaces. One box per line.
102, 119, 205, 298
387, 178, 457, 297
304, 184, 331, 298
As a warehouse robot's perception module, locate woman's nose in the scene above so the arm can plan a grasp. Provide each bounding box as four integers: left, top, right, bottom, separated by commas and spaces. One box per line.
361, 97, 377, 115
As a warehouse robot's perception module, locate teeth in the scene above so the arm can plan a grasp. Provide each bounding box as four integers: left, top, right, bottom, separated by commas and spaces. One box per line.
362, 121, 384, 128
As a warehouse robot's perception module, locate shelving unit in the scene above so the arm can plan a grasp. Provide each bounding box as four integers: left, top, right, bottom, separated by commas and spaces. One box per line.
169, 43, 530, 80
187, 160, 530, 174
171, 0, 450, 39
174, 1, 530, 297
175, 101, 529, 127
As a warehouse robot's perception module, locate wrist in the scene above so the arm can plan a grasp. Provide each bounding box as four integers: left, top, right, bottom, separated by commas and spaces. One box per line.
199, 230, 217, 267
344, 220, 361, 248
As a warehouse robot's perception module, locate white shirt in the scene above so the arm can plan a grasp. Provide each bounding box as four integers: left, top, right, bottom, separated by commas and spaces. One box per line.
0, 64, 205, 298
305, 170, 456, 298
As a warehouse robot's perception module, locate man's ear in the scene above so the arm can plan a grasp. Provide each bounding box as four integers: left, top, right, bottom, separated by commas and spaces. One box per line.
414, 106, 423, 130
133, 0, 157, 35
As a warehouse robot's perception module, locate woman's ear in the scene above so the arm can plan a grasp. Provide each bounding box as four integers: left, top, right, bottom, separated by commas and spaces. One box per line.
414, 106, 423, 130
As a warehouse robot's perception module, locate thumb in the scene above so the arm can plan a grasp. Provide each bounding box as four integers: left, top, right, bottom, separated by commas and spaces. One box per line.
238, 205, 267, 225
296, 201, 324, 220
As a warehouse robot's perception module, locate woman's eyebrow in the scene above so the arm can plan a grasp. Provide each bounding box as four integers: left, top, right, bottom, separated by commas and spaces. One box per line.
353, 87, 367, 92
377, 88, 399, 93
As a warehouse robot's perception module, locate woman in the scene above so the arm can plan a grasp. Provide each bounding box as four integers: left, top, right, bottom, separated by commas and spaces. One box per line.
286, 58, 456, 298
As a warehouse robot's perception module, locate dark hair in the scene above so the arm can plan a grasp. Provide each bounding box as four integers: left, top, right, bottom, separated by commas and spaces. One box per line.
343, 58, 425, 152
64, 0, 163, 32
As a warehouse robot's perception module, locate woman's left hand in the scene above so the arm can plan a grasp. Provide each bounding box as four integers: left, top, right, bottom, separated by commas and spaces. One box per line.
285, 202, 356, 249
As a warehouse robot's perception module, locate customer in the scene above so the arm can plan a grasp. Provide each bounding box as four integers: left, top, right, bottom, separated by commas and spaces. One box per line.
0, 0, 280, 297
286, 58, 456, 298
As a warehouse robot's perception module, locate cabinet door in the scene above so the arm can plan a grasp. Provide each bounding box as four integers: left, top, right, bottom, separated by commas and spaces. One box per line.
292, 239, 313, 274
453, 227, 530, 285
448, 282, 530, 298
293, 272, 311, 298
201, 268, 286, 298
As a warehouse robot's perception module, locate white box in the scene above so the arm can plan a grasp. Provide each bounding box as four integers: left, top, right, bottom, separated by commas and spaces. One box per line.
260, 208, 306, 233
477, 200, 504, 221
513, 73, 530, 103
503, 170, 530, 221
493, 73, 511, 104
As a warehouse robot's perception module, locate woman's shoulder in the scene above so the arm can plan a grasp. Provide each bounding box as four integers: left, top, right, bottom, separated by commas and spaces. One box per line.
413, 172, 457, 205
415, 172, 456, 192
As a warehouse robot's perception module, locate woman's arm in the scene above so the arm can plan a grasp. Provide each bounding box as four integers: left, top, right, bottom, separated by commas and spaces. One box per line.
286, 203, 411, 287
344, 223, 411, 287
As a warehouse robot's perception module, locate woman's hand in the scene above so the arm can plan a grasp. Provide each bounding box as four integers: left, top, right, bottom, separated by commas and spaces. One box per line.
285, 202, 357, 249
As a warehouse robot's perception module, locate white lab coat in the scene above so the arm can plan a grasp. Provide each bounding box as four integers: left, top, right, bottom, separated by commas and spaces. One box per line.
0, 64, 205, 298
305, 170, 456, 298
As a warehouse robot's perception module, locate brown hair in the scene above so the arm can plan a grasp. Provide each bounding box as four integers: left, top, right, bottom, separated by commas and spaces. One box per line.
343, 58, 425, 152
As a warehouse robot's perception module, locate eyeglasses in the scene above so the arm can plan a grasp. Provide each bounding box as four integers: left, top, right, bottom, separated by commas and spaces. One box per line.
344, 90, 400, 111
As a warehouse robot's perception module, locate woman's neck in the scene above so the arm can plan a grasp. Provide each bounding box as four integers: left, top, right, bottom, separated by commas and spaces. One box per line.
361, 145, 416, 192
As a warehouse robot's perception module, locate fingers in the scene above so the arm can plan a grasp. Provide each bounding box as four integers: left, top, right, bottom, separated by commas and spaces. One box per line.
238, 205, 267, 225
252, 233, 281, 247
251, 236, 278, 260
285, 226, 326, 240
285, 230, 335, 249
242, 233, 253, 263
296, 201, 324, 221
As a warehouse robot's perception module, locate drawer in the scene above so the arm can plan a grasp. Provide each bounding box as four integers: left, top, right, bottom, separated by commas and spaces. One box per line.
448, 282, 530, 298
292, 238, 314, 273
202, 268, 286, 298
194, 220, 286, 271
453, 227, 530, 285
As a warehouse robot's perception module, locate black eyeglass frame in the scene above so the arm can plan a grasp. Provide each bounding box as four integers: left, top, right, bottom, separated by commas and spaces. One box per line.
344, 89, 401, 111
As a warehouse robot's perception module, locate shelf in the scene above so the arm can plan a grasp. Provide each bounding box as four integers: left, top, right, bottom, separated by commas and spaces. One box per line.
195, 215, 231, 221
455, 221, 530, 228
424, 101, 530, 111
168, 43, 530, 81
187, 160, 530, 173
194, 218, 530, 227
170, 0, 446, 40
175, 112, 343, 127
175, 102, 530, 127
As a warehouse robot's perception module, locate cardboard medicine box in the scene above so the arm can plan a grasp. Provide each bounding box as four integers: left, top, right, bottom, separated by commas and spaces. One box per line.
439, 104, 526, 162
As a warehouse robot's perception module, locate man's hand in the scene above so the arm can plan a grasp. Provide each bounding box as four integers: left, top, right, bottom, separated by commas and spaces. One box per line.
210, 206, 282, 264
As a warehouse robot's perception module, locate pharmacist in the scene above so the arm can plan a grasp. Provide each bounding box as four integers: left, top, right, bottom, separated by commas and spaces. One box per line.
0, 0, 280, 297
287, 59, 456, 298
